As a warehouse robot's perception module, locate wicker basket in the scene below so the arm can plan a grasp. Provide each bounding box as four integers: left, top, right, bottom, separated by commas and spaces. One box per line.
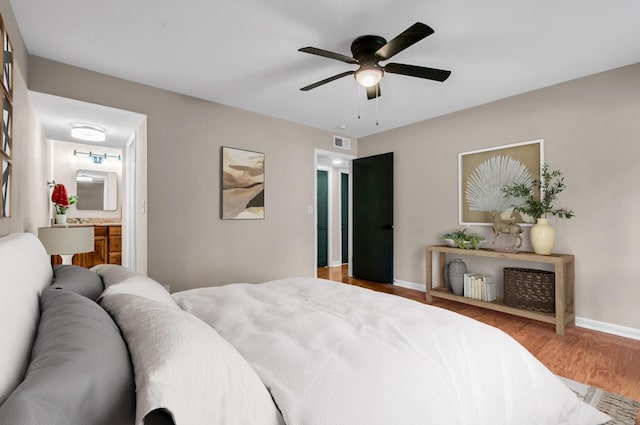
503, 267, 555, 313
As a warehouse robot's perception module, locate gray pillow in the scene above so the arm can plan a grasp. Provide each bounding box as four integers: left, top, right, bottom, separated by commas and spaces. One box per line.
0, 288, 135, 425
52, 264, 104, 301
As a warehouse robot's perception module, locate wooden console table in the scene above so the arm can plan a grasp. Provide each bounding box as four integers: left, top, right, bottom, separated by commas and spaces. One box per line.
426, 245, 575, 335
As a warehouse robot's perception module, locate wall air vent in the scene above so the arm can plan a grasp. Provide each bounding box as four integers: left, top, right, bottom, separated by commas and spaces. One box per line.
333, 136, 351, 150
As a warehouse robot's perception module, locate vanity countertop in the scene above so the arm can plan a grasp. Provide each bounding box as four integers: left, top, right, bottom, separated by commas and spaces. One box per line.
52, 219, 121, 227
53, 223, 121, 227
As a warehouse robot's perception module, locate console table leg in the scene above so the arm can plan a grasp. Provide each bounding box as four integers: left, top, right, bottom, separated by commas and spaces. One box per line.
425, 247, 433, 302
555, 261, 566, 335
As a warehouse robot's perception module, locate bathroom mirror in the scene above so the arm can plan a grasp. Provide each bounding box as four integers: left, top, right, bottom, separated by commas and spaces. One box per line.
76, 169, 118, 211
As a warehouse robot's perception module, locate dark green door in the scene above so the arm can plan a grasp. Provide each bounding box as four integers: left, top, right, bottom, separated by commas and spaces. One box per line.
317, 170, 328, 267
341, 172, 349, 264
352, 152, 393, 283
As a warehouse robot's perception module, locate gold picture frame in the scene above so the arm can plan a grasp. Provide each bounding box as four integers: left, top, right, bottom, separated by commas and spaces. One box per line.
458, 139, 543, 225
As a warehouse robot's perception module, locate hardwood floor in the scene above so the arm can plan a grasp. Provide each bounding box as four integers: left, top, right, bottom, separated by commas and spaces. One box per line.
318, 265, 640, 405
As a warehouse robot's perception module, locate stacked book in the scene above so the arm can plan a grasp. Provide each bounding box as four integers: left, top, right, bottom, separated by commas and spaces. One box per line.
463, 273, 496, 302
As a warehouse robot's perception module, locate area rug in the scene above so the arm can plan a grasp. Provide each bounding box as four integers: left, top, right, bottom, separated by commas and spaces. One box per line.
559, 376, 639, 425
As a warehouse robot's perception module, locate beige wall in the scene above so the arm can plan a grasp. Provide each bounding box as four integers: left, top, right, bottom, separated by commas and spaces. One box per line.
28, 56, 357, 290
0, 0, 51, 237
359, 63, 640, 330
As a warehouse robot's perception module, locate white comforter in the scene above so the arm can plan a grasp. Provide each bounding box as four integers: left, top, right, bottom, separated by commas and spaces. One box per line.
173, 277, 609, 425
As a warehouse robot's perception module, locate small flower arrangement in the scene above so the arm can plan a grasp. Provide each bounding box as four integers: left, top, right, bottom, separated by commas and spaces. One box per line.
51, 184, 78, 215
442, 228, 486, 249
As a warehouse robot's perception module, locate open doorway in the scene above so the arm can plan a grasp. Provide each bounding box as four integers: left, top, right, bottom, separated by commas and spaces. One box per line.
314, 149, 355, 277
29, 91, 148, 272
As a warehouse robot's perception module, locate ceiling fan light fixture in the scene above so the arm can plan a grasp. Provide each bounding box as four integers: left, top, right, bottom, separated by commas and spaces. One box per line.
299, 22, 449, 99
355, 66, 383, 88
71, 125, 106, 142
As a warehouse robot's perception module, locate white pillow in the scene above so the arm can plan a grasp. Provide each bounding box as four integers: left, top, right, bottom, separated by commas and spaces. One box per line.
91, 264, 178, 308
100, 293, 284, 425
0, 233, 53, 404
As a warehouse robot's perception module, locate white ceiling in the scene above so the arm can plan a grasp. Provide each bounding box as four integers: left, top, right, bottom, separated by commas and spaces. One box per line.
29, 91, 145, 148
11, 0, 640, 139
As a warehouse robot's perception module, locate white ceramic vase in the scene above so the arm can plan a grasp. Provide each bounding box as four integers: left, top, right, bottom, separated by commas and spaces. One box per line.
530, 218, 555, 255
55, 213, 67, 224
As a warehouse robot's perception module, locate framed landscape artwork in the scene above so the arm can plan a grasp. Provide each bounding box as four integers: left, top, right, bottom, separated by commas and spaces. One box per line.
458, 139, 543, 225
221, 146, 265, 220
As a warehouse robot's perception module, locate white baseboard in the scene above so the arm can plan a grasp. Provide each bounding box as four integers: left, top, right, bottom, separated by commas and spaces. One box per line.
329, 261, 344, 268
394, 279, 426, 292
575, 317, 640, 341
392, 280, 640, 341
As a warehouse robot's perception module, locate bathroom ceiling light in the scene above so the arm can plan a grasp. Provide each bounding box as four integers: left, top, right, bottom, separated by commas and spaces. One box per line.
71, 125, 106, 142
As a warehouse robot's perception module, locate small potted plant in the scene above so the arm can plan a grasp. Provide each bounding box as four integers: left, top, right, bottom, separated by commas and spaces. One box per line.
442, 228, 486, 250
501, 163, 574, 255
51, 183, 79, 224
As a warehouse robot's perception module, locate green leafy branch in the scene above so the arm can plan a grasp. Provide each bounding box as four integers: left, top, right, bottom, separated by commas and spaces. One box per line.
501, 163, 575, 220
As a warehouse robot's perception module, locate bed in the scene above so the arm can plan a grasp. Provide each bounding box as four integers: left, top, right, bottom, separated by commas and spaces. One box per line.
0, 232, 611, 425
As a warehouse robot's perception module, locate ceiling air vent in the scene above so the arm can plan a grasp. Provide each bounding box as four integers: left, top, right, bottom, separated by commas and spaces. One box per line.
333, 136, 351, 150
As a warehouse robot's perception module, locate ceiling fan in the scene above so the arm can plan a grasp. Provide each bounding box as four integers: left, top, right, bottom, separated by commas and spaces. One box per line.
298, 22, 451, 100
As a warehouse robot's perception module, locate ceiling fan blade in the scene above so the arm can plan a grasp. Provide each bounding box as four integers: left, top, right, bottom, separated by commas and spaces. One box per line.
300, 71, 355, 91
375, 22, 434, 61
385, 63, 451, 82
298, 47, 358, 64
366, 84, 381, 100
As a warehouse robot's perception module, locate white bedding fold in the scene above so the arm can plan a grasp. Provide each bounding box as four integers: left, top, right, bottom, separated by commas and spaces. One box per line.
173, 277, 609, 425
100, 294, 284, 425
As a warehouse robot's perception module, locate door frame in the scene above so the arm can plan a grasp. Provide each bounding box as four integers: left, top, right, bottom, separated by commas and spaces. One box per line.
314, 149, 356, 277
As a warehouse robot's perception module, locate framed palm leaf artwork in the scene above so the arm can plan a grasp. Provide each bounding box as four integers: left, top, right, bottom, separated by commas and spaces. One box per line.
458, 139, 543, 225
